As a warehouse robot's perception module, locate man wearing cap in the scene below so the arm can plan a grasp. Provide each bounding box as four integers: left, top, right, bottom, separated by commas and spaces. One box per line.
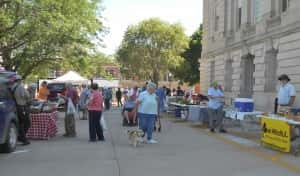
277, 74, 296, 113
207, 81, 226, 133
11, 75, 31, 145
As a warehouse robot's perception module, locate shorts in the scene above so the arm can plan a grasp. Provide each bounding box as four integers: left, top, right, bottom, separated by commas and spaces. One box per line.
124, 108, 133, 112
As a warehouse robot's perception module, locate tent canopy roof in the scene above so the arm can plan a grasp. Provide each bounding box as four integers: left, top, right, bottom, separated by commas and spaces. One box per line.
53, 71, 88, 83
93, 79, 119, 88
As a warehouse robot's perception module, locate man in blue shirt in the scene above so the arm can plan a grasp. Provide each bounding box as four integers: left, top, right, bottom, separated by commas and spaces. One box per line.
207, 81, 226, 133
79, 84, 91, 120
277, 74, 296, 113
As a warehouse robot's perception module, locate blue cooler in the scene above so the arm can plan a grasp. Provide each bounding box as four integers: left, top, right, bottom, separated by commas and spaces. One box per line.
234, 98, 254, 112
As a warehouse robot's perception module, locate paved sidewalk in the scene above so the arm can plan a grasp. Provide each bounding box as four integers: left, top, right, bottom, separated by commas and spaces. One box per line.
0, 109, 300, 176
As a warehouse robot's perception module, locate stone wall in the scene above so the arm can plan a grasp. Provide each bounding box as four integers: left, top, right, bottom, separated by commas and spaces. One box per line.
201, 0, 300, 111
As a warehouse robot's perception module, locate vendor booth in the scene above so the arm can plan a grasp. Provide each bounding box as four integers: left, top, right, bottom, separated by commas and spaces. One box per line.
167, 95, 300, 155
27, 101, 59, 140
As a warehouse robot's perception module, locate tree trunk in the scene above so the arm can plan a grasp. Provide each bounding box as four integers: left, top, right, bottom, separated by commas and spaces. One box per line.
152, 68, 159, 85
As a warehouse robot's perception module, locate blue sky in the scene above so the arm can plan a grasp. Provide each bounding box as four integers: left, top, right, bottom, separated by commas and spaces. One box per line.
100, 0, 203, 55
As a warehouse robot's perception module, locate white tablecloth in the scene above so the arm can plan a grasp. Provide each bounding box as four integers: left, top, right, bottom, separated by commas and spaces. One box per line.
225, 110, 263, 120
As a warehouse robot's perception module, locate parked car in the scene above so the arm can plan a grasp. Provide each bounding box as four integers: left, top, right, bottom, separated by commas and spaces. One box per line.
47, 82, 66, 101
0, 71, 17, 82
0, 78, 18, 153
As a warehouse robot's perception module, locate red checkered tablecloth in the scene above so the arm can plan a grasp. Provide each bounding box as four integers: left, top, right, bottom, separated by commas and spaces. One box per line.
26, 111, 58, 140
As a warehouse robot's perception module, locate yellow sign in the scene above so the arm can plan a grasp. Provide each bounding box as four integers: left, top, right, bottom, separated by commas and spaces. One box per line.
261, 117, 291, 152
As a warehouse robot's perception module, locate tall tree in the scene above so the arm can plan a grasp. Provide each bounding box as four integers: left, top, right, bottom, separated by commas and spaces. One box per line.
0, 0, 104, 78
116, 18, 188, 84
172, 24, 202, 85
61, 52, 117, 79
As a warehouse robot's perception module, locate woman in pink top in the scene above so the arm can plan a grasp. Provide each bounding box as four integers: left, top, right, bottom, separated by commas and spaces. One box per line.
88, 84, 104, 142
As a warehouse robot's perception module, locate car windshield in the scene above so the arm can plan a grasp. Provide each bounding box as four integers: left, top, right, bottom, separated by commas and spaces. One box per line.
48, 84, 65, 91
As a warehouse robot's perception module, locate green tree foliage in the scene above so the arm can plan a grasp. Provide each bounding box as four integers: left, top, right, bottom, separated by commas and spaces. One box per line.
172, 24, 202, 85
61, 52, 117, 79
116, 18, 188, 84
0, 0, 104, 78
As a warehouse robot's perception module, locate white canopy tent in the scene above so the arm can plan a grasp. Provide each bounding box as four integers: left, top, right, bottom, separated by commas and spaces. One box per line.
93, 79, 119, 88
52, 71, 89, 84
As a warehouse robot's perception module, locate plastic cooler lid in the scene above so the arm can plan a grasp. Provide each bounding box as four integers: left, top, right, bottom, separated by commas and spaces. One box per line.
234, 98, 254, 102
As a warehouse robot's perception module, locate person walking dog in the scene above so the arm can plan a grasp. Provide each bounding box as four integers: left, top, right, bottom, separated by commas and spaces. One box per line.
134, 82, 159, 144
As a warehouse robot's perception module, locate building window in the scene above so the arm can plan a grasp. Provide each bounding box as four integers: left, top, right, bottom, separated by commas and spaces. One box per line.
282, 0, 289, 12
210, 61, 215, 84
237, 0, 243, 29
215, 15, 219, 31
264, 49, 278, 92
240, 54, 255, 98
214, 5, 220, 32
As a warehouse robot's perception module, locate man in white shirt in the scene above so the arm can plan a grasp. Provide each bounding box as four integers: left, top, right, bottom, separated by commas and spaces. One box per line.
277, 74, 296, 113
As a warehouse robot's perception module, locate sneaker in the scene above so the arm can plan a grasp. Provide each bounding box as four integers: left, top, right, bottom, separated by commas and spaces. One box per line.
147, 139, 158, 144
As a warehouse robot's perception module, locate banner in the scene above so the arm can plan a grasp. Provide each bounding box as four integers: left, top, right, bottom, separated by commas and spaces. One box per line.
261, 117, 291, 152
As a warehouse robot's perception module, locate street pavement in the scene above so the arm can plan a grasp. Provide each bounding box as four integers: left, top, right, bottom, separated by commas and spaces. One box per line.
1, 108, 300, 176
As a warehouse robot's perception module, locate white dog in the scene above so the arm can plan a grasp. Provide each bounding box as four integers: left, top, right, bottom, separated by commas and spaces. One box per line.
127, 129, 145, 147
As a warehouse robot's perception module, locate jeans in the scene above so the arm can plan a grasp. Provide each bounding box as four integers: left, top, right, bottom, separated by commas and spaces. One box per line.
138, 113, 156, 140
104, 99, 110, 110
88, 110, 104, 141
208, 107, 224, 130
16, 105, 31, 142
117, 98, 122, 107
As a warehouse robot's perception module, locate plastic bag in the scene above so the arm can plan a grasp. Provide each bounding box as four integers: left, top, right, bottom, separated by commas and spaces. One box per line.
164, 99, 168, 109
67, 98, 76, 115
101, 113, 108, 131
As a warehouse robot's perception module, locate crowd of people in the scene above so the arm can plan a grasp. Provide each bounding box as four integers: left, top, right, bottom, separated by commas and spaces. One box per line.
8, 73, 297, 146
21, 80, 169, 143
11, 77, 218, 145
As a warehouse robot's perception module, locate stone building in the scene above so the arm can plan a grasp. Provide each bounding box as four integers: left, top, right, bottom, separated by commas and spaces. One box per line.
200, 0, 300, 111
